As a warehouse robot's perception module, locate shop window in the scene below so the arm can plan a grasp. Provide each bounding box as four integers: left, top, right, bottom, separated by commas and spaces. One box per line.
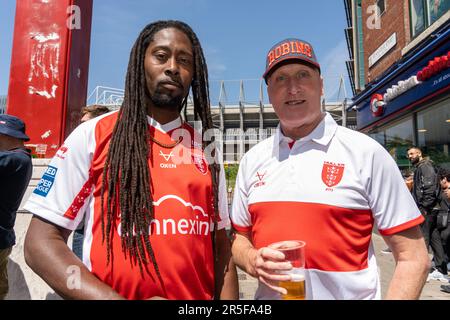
410, 0, 450, 38
428, 0, 450, 24
410, 0, 426, 37
417, 99, 450, 167
369, 116, 414, 169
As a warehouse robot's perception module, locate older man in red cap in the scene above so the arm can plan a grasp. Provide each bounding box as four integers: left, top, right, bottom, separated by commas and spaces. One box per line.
0, 114, 33, 299
230, 38, 430, 300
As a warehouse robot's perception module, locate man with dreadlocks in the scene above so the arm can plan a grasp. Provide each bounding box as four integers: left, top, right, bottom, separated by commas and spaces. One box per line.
23, 20, 238, 300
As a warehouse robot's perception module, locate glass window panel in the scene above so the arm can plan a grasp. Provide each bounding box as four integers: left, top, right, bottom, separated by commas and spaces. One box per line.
370, 116, 414, 168
410, 0, 426, 37
417, 98, 450, 167
369, 132, 385, 145
428, 0, 450, 25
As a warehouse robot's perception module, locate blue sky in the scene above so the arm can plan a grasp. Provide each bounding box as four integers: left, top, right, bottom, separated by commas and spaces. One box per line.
0, 0, 351, 105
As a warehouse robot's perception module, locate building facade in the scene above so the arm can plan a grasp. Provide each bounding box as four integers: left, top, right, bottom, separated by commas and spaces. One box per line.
345, 0, 450, 171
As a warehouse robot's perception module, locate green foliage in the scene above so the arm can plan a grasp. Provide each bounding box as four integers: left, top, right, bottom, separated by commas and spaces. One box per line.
224, 163, 239, 190
427, 148, 450, 168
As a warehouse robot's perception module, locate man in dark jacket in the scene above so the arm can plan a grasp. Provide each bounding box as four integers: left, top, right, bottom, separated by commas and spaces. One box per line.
0, 114, 33, 299
437, 171, 450, 262
438, 171, 450, 293
408, 146, 448, 282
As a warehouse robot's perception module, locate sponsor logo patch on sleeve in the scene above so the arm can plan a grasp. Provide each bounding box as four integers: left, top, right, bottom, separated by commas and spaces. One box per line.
33, 166, 58, 197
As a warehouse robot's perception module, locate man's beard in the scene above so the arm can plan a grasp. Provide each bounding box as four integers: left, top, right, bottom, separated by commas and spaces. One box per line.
410, 157, 419, 165
148, 88, 185, 111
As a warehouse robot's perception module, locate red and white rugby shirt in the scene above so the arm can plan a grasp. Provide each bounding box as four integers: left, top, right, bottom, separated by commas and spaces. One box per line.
230, 113, 423, 300
24, 112, 229, 300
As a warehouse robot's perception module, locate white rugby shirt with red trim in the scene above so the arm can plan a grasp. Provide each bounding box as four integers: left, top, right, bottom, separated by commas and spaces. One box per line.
231, 113, 423, 300
25, 112, 230, 300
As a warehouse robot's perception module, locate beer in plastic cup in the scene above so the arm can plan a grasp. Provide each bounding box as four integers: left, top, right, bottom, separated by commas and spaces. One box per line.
268, 240, 306, 300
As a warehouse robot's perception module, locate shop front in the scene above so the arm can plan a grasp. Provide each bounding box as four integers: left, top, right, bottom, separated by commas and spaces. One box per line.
351, 25, 450, 172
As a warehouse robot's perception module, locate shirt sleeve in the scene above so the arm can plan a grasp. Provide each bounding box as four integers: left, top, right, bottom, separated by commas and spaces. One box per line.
216, 160, 231, 230
363, 142, 424, 236
230, 155, 252, 234
23, 123, 95, 231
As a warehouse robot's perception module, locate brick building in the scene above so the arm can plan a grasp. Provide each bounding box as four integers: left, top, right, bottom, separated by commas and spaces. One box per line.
344, 0, 450, 170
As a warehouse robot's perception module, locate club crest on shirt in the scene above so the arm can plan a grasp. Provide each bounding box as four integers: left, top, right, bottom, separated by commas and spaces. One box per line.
192, 153, 208, 175
321, 161, 345, 189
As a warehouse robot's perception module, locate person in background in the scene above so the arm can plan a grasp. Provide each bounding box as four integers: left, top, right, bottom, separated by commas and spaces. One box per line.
0, 114, 32, 299
439, 170, 450, 294
71, 105, 110, 261
437, 170, 450, 262
441, 171, 450, 202
407, 147, 448, 282
80, 105, 111, 124
405, 169, 414, 192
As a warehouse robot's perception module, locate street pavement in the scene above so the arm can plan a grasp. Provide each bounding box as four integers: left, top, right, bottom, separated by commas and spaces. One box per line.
237, 232, 450, 300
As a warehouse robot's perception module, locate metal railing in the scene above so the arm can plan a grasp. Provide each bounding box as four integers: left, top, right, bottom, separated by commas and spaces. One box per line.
86, 86, 124, 110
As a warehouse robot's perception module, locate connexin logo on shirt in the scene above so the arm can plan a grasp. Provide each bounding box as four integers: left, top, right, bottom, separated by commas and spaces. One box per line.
34, 166, 58, 197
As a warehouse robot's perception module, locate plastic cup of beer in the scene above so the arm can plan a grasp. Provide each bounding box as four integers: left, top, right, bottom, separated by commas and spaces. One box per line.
269, 240, 306, 300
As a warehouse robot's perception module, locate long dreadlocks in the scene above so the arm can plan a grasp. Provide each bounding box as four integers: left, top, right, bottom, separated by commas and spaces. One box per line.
100, 20, 220, 279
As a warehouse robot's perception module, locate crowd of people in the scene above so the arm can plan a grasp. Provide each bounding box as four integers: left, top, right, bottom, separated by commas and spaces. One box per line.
0, 19, 449, 300
383, 148, 450, 286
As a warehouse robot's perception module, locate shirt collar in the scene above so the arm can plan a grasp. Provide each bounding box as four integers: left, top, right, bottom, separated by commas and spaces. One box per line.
147, 115, 182, 133
275, 112, 338, 147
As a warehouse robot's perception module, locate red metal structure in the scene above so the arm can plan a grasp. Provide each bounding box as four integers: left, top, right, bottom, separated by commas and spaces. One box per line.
6, 0, 93, 157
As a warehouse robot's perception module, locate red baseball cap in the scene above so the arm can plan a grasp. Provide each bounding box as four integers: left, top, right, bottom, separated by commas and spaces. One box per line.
263, 38, 321, 83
